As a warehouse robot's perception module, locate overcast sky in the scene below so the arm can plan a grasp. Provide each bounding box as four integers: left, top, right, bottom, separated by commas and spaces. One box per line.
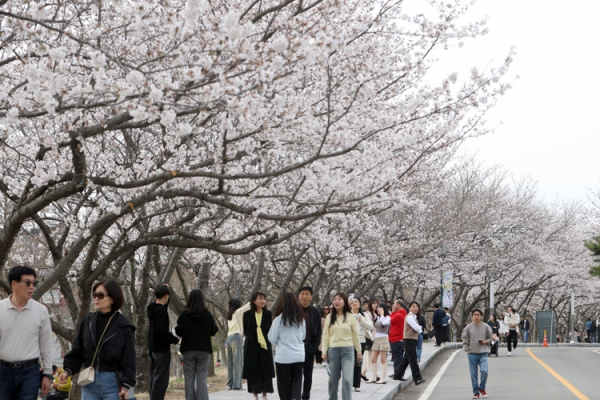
414, 0, 600, 204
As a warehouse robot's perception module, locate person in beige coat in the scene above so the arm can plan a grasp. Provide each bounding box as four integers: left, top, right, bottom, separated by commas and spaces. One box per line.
504, 306, 520, 356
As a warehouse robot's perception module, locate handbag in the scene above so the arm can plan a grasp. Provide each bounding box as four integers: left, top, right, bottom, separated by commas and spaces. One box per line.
427, 330, 436, 339
77, 313, 116, 386
364, 337, 373, 351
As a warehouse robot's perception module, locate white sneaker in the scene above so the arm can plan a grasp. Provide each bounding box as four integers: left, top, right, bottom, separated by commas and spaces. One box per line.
513, 348, 516, 355
507, 351, 512, 356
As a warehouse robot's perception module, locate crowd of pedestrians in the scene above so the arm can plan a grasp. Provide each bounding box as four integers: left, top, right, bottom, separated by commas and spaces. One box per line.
2, 263, 550, 400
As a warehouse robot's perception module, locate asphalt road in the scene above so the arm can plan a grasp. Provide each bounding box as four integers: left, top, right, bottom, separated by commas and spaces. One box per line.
396, 346, 600, 400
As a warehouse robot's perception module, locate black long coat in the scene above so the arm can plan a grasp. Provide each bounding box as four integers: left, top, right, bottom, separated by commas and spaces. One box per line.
241, 309, 275, 381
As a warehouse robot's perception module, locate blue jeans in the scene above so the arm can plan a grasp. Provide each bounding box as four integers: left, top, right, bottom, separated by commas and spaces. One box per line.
417, 334, 423, 362
0, 363, 41, 400
81, 371, 121, 400
523, 329, 529, 343
226, 333, 244, 389
468, 353, 488, 395
327, 347, 354, 400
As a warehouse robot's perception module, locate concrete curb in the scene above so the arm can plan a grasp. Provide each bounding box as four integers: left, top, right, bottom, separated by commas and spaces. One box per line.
380, 344, 462, 400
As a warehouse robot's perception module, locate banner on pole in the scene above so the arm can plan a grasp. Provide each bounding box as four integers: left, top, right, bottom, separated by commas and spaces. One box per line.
442, 270, 453, 308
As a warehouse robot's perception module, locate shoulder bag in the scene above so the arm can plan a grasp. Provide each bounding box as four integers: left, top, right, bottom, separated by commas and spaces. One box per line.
77, 313, 116, 386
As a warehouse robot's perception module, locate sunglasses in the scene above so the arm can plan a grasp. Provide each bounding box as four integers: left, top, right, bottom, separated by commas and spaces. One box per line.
21, 280, 37, 287
92, 292, 110, 300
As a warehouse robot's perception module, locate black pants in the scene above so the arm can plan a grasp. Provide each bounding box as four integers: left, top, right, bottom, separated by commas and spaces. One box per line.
302, 350, 316, 399
149, 350, 171, 400
352, 343, 365, 388
276, 362, 303, 400
433, 325, 443, 345
507, 330, 518, 352
393, 339, 421, 381
390, 340, 404, 375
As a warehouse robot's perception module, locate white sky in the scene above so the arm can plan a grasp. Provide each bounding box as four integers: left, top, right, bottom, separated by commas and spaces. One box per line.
414, 0, 600, 203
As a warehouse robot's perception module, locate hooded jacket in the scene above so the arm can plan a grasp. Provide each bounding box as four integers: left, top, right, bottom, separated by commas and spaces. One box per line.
147, 302, 179, 352
63, 311, 136, 390
175, 308, 219, 353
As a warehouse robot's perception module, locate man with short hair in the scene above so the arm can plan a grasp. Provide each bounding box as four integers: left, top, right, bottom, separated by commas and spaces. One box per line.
389, 299, 407, 377
585, 318, 593, 343
298, 286, 322, 400
462, 308, 493, 399
519, 316, 530, 343
147, 283, 180, 400
432, 303, 445, 347
0, 265, 53, 400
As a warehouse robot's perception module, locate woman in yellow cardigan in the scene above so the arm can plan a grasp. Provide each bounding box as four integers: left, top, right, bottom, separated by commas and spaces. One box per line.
321, 293, 362, 400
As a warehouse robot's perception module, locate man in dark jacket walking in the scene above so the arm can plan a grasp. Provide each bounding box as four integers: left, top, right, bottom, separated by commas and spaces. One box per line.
432, 304, 445, 347
147, 284, 180, 400
298, 286, 322, 400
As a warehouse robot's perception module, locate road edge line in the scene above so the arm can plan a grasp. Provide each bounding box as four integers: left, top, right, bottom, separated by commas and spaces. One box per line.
526, 348, 589, 400
417, 349, 461, 400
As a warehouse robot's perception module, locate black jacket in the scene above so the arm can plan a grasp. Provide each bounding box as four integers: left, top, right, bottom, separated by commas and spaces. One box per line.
175, 309, 218, 353
147, 302, 179, 352
64, 311, 136, 390
432, 308, 445, 326
303, 305, 322, 353
242, 309, 275, 382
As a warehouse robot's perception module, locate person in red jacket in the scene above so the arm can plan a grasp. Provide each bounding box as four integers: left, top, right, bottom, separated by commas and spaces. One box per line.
389, 299, 408, 378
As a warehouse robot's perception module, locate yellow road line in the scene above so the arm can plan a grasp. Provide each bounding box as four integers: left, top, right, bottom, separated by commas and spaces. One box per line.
526, 348, 589, 400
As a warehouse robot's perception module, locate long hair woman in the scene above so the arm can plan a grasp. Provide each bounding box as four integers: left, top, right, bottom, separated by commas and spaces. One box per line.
361, 297, 379, 380
351, 298, 373, 392
60, 279, 136, 400
242, 292, 275, 399
175, 289, 219, 400
487, 314, 500, 357
321, 292, 362, 400
226, 298, 251, 390
316, 305, 331, 365
392, 301, 425, 386
267, 292, 306, 400
367, 302, 390, 384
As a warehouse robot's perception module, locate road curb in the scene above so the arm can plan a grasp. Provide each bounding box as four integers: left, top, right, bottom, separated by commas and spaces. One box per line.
381, 344, 462, 400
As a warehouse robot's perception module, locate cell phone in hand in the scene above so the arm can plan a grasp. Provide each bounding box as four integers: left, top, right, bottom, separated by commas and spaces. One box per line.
478, 339, 484, 343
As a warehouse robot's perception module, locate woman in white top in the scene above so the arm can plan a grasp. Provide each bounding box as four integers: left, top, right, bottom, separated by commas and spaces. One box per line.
351, 298, 373, 392
226, 299, 251, 390
368, 302, 390, 384
498, 312, 508, 344
268, 292, 306, 400
361, 297, 379, 380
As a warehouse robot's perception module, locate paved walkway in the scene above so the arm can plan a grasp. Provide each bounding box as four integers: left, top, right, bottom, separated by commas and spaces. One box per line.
210, 342, 461, 400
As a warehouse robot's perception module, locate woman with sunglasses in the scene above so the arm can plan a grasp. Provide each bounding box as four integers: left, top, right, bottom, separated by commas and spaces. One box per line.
316, 305, 331, 365
60, 279, 136, 400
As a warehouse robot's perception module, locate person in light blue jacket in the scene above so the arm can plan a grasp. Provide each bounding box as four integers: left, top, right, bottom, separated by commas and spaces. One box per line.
268, 292, 306, 400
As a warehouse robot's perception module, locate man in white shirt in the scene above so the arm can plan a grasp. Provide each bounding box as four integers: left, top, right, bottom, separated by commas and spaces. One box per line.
0, 266, 53, 400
